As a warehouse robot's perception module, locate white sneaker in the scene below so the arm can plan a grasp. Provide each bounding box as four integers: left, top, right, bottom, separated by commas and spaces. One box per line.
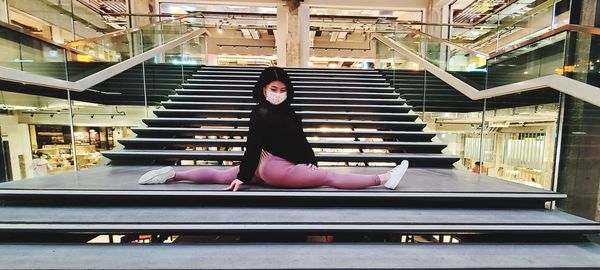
138, 166, 176, 185
384, 160, 409, 190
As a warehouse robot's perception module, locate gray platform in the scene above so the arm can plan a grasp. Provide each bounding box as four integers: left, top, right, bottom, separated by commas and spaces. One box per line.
0, 206, 597, 234
1, 243, 600, 269
0, 166, 561, 200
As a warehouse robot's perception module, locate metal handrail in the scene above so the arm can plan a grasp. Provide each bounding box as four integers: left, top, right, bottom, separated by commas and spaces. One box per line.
488, 24, 600, 58
66, 13, 201, 47
372, 33, 600, 108
393, 24, 489, 58
0, 22, 207, 92
390, 23, 600, 60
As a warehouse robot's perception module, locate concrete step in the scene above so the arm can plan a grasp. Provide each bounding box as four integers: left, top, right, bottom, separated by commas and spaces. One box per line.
0, 166, 561, 206
130, 127, 437, 141
191, 74, 387, 81
141, 118, 427, 131
200, 66, 379, 74
160, 101, 413, 112
167, 95, 405, 105
118, 138, 447, 153
1, 206, 597, 234
102, 150, 458, 167
181, 83, 396, 92
174, 89, 400, 99
195, 70, 384, 77
152, 109, 418, 121
187, 78, 390, 87
3, 242, 600, 269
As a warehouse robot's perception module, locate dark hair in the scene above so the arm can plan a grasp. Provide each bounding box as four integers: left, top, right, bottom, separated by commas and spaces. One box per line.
33, 151, 44, 158
475, 161, 481, 166
252, 67, 294, 107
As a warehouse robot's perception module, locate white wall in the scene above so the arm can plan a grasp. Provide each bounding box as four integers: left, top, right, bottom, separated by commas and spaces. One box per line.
0, 114, 32, 180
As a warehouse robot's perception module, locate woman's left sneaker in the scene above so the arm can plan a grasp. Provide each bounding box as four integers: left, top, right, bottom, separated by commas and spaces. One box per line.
384, 160, 409, 190
138, 166, 175, 185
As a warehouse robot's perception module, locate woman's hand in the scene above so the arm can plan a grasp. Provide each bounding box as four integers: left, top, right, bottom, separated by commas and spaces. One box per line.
305, 163, 318, 170
223, 179, 244, 192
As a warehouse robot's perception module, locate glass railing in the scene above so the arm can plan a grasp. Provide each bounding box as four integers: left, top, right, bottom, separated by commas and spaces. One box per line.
0, 14, 205, 84
0, 21, 72, 80
66, 14, 204, 81
371, 21, 600, 192
0, 14, 208, 181
376, 23, 600, 91
374, 35, 562, 191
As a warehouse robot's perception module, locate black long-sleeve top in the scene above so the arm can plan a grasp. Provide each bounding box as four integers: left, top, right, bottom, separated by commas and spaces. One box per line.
236, 103, 318, 183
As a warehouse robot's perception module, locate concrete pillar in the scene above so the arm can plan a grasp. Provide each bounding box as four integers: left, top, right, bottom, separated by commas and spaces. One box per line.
0, 0, 8, 24
556, 0, 600, 222
298, 3, 310, 67
276, 5, 288, 67
128, 0, 155, 28
51, 25, 63, 44
207, 53, 218, 65
276, 0, 309, 67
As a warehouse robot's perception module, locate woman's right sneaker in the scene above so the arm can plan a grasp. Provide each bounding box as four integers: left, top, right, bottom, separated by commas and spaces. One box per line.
138, 166, 176, 185
384, 160, 409, 190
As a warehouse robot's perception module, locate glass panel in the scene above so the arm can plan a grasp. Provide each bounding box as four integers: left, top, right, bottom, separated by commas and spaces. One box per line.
480, 92, 560, 190
0, 23, 68, 80
379, 25, 488, 90
486, 31, 567, 88
65, 15, 203, 82
70, 70, 148, 170
0, 89, 73, 182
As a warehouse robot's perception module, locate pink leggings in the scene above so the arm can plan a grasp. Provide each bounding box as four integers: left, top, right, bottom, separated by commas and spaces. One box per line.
172, 150, 381, 189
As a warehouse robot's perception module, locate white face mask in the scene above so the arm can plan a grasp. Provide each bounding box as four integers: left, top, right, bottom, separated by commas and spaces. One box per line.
265, 90, 287, 105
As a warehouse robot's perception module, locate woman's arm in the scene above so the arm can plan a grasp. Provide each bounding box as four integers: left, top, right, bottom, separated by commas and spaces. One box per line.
303, 136, 318, 166
295, 113, 318, 167
236, 107, 269, 183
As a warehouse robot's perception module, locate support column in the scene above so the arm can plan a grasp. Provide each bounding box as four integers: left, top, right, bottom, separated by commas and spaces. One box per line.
556, 0, 600, 222
128, 0, 155, 28
0, 0, 8, 24
298, 3, 310, 67
276, 0, 310, 67
276, 5, 288, 67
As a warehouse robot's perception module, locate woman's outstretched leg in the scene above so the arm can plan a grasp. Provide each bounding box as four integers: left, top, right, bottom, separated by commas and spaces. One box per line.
256, 153, 408, 190
171, 166, 239, 184
257, 155, 380, 189
138, 166, 239, 185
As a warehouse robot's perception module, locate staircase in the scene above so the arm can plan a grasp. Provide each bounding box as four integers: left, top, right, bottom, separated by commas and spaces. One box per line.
0, 63, 197, 105
103, 65, 460, 167
0, 65, 599, 269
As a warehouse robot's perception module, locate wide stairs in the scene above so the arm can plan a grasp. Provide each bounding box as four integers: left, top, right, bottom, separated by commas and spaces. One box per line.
0, 65, 599, 269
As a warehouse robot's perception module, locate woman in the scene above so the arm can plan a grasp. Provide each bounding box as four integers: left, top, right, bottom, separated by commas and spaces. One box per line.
31, 151, 52, 177
138, 67, 409, 191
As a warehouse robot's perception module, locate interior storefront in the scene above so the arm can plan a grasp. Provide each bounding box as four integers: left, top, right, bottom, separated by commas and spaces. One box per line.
29, 125, 126, 175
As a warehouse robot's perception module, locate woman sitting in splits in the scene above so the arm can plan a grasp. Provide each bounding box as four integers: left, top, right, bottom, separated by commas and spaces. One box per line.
138, 67, 409, 191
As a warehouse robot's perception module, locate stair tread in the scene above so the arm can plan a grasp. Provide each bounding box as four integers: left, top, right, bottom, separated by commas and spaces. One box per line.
154, 109, 412, 116
120, 138, 440, 144
168, 95, 405, 102
103, 149, 452, 157
192, 74, 387, 81
131, 127, 437, 140
1, 206, 596, 232
195, 70, 384, 77
161, 101, 411, 108
0, 166, 560, 199
182, 83, 394, 90
175, 89, 400, 97
3, 242, 599, 269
